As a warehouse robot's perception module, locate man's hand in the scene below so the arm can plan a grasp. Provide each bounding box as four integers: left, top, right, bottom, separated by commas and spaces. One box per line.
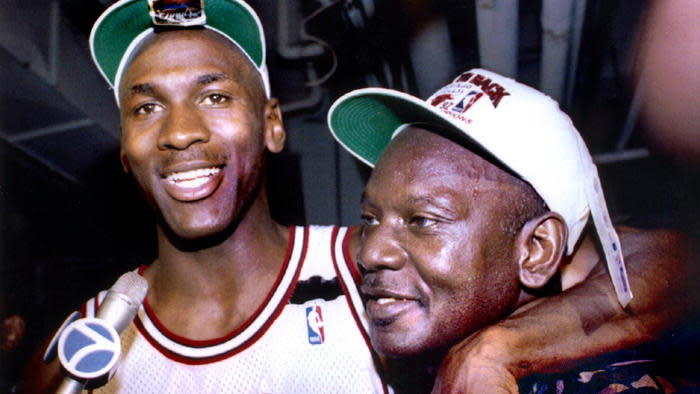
433, 326, 519, 393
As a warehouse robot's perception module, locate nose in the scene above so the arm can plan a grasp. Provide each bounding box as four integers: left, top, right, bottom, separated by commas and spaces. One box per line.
158, 103, 210, 150
357, 223, 407, 272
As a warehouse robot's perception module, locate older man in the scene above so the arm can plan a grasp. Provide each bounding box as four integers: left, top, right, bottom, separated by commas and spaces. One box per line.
328, 69, 693, 392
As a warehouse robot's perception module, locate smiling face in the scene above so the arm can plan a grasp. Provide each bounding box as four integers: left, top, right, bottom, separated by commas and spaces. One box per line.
359, 126, 526, 357
118, 29, 282, 240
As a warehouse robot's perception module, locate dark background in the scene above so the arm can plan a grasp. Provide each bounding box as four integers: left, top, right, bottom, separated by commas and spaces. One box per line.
2, 0, 700, 390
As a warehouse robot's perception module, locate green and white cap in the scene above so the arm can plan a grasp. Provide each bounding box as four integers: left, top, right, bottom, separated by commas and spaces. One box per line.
328, 68, 633, 306
90, 0, 270, 105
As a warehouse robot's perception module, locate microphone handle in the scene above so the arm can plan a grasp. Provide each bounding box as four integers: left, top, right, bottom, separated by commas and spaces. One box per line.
96, 290, 140, 333
55, 272, 147, 392
55, 376, 85, 394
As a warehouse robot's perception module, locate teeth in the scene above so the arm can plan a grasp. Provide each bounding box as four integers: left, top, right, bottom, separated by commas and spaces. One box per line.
377, 298, 399, 305
166, 167, 220, 188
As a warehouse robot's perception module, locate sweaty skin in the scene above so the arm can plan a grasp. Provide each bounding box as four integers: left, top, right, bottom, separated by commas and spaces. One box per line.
22, 27, 694, 394
23, 29, 289, 392
358, 127, 526, 357
118, 30, 288, 341
347, 127, 693, 392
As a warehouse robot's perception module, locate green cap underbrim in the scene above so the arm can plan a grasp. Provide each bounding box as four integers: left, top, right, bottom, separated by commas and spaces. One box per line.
328, 89, 468, 167
91, 0, 264, 87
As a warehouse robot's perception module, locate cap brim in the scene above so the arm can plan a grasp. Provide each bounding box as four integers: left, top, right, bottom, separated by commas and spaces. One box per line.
328, 88, 481, 168
90, 0, 265, 87
90, 0, 152, 86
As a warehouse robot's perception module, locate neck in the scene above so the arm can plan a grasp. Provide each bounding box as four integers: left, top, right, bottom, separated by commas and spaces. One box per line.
384, 350, 446, 394
143, 191, 289, 339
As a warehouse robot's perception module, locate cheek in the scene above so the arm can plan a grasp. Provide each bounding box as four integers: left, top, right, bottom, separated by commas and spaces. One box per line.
208, 115, 265, 154
121, 133, 158, 196
414, 232, 478, 287
423, 240, 517, 333
122, 144, 152, 185
121, 124, 155, 164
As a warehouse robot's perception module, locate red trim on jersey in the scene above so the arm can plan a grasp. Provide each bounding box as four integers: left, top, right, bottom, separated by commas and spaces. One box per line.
342, 225, 362, 287
80, 290, 101, 318
332, 226, 390, 394
134, 226, 308, 364
332, 226, 367, 339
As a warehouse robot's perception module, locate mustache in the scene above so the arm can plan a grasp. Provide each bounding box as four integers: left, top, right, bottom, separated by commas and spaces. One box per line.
159, 148, 229, 168
361, 273, 399, 291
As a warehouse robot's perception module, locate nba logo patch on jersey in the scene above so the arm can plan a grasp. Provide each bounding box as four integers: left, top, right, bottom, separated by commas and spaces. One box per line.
306, 305, 325, 345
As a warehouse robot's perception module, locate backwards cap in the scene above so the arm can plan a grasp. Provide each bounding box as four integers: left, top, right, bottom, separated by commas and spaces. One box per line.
328, 68, 633, 306
90, 0, 270, 105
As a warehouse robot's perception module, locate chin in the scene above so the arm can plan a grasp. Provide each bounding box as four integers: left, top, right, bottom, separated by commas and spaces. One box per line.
173, 225, 221, 240
160, 214, 235, 244
371, 331, 429, 358
372, 327, 462, 362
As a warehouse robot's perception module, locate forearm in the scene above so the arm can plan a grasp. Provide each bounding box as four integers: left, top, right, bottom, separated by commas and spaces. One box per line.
492, 228, 693, 378
434, 228, 694, 393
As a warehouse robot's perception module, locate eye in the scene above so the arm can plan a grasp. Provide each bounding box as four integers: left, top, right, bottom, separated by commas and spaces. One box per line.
201, 93, 230, 106
134, 102, 163, 115
409, 215, 436, 228
361, 213, 379, 227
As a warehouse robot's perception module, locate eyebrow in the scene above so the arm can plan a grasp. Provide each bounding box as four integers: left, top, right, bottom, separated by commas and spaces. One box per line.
361, 191, 458, 215
406, 195, 458, 214
127, 83, 155, 97
125, 73, 230, 97
196, 72, 229, 86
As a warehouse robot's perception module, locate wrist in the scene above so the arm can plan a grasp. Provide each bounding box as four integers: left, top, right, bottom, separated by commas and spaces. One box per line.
469, 324, 530, 380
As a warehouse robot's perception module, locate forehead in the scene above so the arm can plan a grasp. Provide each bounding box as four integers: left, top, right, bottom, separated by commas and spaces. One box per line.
372, 127, 520, 188
119, 29, 258, 91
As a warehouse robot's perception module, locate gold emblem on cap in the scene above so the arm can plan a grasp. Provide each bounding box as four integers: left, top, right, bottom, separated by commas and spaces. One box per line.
148, 0, 206, 27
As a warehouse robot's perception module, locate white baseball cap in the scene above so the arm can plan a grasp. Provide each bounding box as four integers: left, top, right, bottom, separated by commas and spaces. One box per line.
89, 0, 271, 105
328, 68, 632, 306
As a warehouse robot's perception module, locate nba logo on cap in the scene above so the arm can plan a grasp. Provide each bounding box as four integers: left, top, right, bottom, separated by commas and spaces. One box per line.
306, 305, 325, 345
451, 90, 483, 114
58, 317, 121, 380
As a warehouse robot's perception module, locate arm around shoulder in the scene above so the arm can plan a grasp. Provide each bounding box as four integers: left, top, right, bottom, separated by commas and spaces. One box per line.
434, 227, 695, 392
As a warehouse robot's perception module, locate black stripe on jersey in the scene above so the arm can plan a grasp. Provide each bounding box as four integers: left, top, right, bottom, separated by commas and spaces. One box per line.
289, 276, 344, 304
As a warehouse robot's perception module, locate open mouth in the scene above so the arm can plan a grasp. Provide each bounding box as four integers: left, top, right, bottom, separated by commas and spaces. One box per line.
165, 167, 221, 188
363, 287, 423, 325
366, 297, 421, 328
374, 297, 414, 305
161, 165, 224, 202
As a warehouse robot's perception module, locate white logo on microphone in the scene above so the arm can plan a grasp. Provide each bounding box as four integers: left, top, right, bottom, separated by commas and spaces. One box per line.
58, 317, 121, 380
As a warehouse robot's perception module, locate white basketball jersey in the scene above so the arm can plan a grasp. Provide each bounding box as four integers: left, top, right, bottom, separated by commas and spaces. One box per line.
78, 226, 389, 393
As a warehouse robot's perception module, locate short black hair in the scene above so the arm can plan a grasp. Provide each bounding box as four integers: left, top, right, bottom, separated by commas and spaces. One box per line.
499, 181, 548, 238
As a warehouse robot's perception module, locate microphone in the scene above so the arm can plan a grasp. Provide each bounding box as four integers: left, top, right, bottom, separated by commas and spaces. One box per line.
56, 271, 149, 393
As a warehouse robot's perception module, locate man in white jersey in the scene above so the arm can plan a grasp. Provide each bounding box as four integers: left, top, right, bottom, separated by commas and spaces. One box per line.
26, 1, 386, 392
24, 1, 691, 393
328, 69, 694, 392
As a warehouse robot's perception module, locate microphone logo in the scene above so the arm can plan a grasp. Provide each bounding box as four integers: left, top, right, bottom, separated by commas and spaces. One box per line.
58, 317, 121, 380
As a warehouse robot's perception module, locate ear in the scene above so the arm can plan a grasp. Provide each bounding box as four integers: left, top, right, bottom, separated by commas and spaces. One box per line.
119, 146, 131, 174
263, 97, 286, 153
118, 126, 131, 173
516, 212, 568, 289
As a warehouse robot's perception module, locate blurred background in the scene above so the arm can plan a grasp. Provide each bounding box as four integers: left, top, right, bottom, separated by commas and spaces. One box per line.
2, 0, 699, 389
